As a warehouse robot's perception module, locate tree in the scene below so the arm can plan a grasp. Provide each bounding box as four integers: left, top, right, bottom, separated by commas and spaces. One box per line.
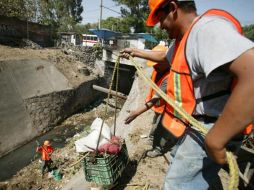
0, 0, 36, 21
112, 0, 149, 33
243, 25, 254, 41
37, 0, 83, 31
101, 17, 130, 33
73, 23, 92, 34
152, 27, 169, 42
70, 0, 83, 23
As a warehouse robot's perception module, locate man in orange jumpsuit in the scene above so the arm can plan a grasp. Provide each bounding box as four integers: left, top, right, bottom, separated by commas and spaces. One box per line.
36, 140, 54, 176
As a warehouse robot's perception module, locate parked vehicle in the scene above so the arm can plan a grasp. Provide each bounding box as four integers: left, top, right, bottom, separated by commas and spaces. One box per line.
82, 34, 99, 47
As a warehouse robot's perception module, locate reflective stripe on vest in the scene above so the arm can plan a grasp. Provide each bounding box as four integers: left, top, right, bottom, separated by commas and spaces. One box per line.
162, 9, 253, 137
146, 70, 169, 114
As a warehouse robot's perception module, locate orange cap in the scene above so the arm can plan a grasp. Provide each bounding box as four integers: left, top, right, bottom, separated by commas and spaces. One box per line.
44, 140, 51, 146
146, 0, 168, 26
146, 0, 194, 26
146, 44, 168, 67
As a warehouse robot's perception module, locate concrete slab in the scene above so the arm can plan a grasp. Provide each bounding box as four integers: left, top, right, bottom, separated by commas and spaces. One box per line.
0, 106, 34, 155
8, 59, 72, 99
0, 59, 73, 157
12, 64, 54, 98
0, 67, 35, 155
0, 70, 23, 109
44, 65, 72, 92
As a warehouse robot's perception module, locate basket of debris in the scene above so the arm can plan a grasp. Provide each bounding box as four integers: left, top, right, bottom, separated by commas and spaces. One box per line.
83, 141, 129, 185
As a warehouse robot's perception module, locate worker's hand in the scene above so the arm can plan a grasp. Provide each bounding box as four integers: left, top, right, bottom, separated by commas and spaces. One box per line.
120, 48, 134, 59
36, 146, 40, 152
124, 111, 139, 124
205, 133, 227, 165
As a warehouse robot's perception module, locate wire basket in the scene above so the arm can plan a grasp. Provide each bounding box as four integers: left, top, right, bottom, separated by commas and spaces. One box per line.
83, 143, 129, 185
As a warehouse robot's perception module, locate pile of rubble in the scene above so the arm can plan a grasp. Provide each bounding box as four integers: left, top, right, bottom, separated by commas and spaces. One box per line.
19, 39, 42, 49
62, 44, 102, 67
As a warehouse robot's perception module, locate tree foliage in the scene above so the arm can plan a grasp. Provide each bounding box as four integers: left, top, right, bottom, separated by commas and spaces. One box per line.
101, 17, 130, 33
71, 0, 83, 23
38, 0, 83, 30
73, 24, 92, 35
112, 0, 149, 33
0, 0, 36, 21
151, 27, 169, 42
243, 25, 254, 41
0, 0, 84, 33
111, 0, 167, 43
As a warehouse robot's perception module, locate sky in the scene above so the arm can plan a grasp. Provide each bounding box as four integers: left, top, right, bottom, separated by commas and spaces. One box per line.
81, 0, 254, 26
81, 0, 122, 24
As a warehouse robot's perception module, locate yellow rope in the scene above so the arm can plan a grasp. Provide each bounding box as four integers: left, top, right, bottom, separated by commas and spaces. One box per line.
226, 152, 239, 190
113, 56, 120, 135
128, 56, 239, 190
95, 57, 120, 151
104, 57, 120, 117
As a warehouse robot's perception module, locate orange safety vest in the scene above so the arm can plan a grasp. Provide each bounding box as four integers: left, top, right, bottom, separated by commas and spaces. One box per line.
146, 70, 169, 114
162, 9, 253, 137
37, 145, 54, 161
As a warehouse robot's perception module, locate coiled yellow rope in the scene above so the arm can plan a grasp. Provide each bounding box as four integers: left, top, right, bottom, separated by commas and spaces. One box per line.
128, 56, 239, 190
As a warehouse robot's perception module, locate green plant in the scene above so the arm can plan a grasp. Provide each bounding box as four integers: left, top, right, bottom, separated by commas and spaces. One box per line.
93, 43, 103, 60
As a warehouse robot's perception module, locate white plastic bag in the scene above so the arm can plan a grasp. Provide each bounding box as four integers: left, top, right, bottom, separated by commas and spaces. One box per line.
90, 117, 111, 140
75, 117, 111, 153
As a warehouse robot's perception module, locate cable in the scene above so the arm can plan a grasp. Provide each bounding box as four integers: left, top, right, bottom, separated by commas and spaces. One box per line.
102, 5, 121, 15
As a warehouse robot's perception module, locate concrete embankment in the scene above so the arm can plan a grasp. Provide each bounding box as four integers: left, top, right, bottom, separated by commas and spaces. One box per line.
0, 59, 101, 158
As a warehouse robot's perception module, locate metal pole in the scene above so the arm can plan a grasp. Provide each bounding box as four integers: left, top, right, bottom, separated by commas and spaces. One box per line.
25, 1, 29, 40
34, 0, 37, 23
99, 0, 103, 29
26, 19, 29, 40
92, 85, 127, 100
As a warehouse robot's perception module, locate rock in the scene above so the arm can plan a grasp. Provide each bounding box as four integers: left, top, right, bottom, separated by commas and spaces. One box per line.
0, 181, 8, 189
78, 67, 90, 76
19, 39, 42, 49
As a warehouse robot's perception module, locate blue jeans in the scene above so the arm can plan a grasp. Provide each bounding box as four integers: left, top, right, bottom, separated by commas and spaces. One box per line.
163, 124, 223, 190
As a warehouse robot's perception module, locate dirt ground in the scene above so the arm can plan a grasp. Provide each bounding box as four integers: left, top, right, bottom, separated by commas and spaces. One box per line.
0, 45, 97, 86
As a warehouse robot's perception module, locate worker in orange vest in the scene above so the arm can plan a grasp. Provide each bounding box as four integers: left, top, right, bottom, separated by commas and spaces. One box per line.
124, 43, 177, 157
36, 140, 54, 176
122, 0, 254, 189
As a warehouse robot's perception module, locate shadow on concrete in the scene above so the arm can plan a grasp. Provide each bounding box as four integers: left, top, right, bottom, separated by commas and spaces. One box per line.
113, 160, 138, 190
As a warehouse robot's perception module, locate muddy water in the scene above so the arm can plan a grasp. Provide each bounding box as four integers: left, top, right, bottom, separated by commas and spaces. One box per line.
0, 99, 122, 181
